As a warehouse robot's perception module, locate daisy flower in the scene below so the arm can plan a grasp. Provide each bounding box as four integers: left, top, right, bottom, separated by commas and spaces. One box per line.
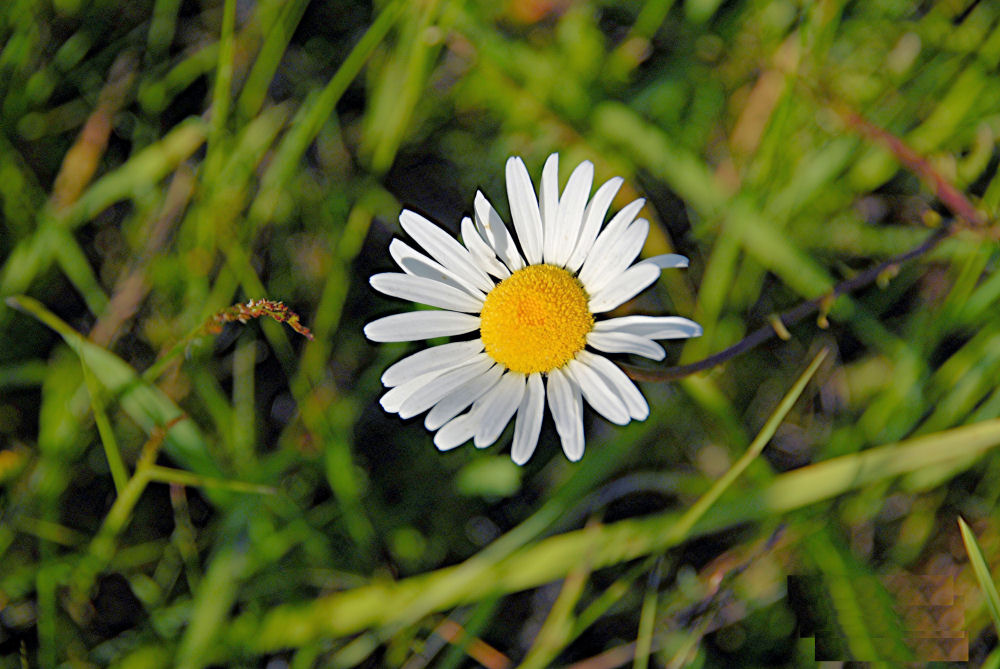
364, 154, 701, 464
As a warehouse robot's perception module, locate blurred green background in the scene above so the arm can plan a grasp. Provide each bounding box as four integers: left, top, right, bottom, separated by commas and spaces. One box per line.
3, 0, 1000, 666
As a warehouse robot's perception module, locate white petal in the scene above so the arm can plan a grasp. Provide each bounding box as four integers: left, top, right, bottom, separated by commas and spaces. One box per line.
587, 330, 666, 360
549, 160, 593, 267
566, 358, 629, 426
364, 311, 481, 342
588, 262, 661, 314
434, 413, 477, 451
539, 153, 560, 262
577, 350, 648, 420
644, 254, 688, 269
370, 273, 485, 313
380, 369, 442, 414
577, 198, 645, 286
547, 367, 584, 462
390, 239, 485, 300
473, 372, 526, 448
474, 191, 525, 272
579, 218, 649, 295
594, 315, 702, 340
381, 339, 484, 387
511, 373, 544, 465
425, 364, 504, 430
398, 355, 495, 419
505, 157, 543, 264
399, 210, 494, 293
461, 216, 509, 280
565, 176, 623, 272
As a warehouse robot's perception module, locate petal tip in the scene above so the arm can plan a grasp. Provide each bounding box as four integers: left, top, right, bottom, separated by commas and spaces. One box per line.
433, 432, 458, 451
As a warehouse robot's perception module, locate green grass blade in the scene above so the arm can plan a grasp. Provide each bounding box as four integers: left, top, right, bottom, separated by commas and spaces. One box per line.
144, 465, 275, 495
139, 43, 218, 115
79, 360, 129, 494
146, 0, 182, 64
50, 226, 109, 318
71, 468, 153, 599
236, 0, 310, 121
672, 348, 827, 539
176, 540, 249, 669
633, 560, 661, 669
208, 0, 236, 152
958, 516, 1000, 635
519, 532, 593, 669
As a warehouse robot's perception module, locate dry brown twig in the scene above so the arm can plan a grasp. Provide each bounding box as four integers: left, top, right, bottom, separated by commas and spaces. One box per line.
202, 298, 315, 341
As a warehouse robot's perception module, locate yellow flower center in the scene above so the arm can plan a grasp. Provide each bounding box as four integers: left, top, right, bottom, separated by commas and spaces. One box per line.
480, 264, 594, 374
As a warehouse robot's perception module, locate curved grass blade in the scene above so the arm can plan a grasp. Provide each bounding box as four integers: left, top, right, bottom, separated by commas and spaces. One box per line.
204, 415, 1000, 656
6, 295, 223, 481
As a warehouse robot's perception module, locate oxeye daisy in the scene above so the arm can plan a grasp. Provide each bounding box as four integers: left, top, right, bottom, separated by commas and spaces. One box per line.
364, 154, 702, 465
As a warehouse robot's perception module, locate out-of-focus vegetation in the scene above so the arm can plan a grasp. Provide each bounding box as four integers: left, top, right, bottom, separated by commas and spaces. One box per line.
3, 0, 1000, 666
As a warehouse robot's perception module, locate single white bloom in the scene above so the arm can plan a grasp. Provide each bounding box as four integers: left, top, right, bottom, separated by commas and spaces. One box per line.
365, 154, 701, 464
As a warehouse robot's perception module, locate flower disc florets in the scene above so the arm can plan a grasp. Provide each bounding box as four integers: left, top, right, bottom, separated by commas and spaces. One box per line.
480, 264, 593, 374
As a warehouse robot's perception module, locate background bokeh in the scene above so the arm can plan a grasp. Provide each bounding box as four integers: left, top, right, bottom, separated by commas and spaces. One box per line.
3, 0, 1000, 666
